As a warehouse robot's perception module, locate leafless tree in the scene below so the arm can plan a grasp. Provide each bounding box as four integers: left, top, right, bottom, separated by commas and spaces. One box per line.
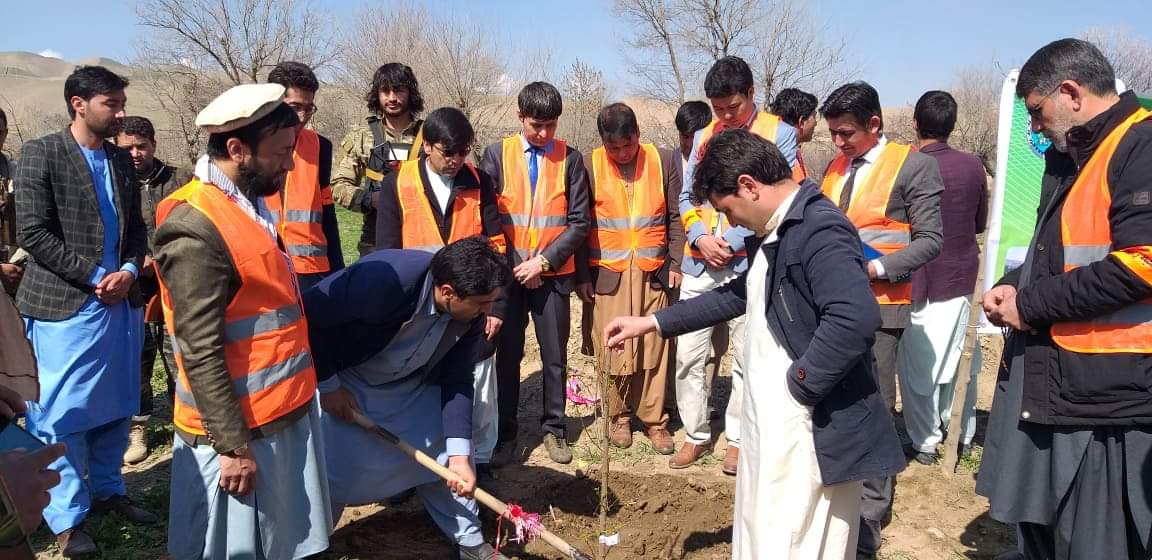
136, 0, 335, 85
336, 1, 542, 150
0, 97, 70, 160
1083, 27, 1152, 96
753, 0, 850, 103
614, 0, 687, 105
560, 59, 609, 153
132, 0, 335, 166
679, 0, 759, 61
615, 0, 852, 110
947, 65, 1002, 175
140, 67, 229, 166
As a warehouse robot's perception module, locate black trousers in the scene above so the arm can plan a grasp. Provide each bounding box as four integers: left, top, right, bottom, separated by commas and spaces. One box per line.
139, 321, 175, 417
495, 277, 571, 440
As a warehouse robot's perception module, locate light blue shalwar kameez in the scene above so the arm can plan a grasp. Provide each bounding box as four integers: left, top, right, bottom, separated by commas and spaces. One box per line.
321, 277, 484, 548
165, 158, 333, 560
23, 144, 144, 534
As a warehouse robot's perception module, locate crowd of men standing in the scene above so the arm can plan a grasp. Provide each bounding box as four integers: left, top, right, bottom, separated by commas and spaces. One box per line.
1, 35, 1150, 560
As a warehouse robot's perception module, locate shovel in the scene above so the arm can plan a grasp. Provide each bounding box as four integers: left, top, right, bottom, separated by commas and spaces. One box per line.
347, 409, 594, 560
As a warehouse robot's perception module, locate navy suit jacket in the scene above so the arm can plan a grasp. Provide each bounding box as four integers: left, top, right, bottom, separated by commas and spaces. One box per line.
654, 183, 905, 485
303, 249, 481, 439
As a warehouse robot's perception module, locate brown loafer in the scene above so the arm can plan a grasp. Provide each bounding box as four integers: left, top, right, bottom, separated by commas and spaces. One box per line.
91, 494, 159, 525
722, 446, 739, 475
646, 426, 675, 455
609, 417, 633, 449
668, 441, 713, 468
57, 526, 97, 557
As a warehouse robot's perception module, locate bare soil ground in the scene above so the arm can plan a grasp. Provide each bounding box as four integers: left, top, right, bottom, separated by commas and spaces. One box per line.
30, 238, 1015, 559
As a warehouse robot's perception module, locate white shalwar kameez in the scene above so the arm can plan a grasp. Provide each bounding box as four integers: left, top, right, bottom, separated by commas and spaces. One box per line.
733, 193, 864, 560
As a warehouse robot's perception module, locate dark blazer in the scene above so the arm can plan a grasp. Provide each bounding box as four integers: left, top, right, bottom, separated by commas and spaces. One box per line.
479, 136, 591, 294
303, 250, 481, 440
654, 183, 906, 485
15, 128, 147, 320
997, 92, 1152, 424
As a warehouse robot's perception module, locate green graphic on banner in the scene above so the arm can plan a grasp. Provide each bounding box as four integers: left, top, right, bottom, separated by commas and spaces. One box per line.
988, 79, 1151, 284
993, 97, 1047, 277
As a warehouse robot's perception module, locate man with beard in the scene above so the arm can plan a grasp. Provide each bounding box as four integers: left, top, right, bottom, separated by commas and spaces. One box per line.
978, 39, 1152, 560
115, 115, 191, 465
331, 63, 425, 256
14, 65, 156, 556
153, 84, 332, 559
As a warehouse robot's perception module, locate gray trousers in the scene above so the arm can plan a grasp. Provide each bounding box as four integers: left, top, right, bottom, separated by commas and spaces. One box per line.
858, 328, 903, 557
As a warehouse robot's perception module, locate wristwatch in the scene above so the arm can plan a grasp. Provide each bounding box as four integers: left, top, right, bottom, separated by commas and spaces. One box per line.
225, 444, 250, 458
539, 256, 552, 272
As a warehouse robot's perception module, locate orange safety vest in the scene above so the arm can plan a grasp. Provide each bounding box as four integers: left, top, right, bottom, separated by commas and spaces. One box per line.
497, 136, 574, 275
395, 159, 507, 254
1051, 107, 1152, 354
265, 128, 330, 274
588, 143, 668, 273
821, 142, 913, 305
793, 150, 810, 182
682, 112, 788, 258
157, 178, 317, 435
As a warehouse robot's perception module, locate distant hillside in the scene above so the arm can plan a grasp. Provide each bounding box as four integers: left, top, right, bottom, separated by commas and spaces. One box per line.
0, 51, 134, 79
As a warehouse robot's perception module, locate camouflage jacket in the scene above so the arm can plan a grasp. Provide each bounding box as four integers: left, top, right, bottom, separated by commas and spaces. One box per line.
331, 117, 422, 211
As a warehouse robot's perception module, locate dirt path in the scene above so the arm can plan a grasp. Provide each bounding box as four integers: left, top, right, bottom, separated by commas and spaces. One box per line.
33, 300, 1014, 560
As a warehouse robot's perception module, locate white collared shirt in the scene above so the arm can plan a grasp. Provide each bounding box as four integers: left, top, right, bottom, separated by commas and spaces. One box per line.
424, 159, 454, 214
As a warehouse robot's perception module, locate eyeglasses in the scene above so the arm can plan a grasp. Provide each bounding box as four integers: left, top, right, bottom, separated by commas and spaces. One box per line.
287, 103, 318, 116
1026, 84, 1061, 120
432, 144, 471, 159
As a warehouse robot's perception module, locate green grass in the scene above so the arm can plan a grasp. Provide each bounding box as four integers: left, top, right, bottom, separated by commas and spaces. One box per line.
28, 361, 173, 559
334, 205, 363, 265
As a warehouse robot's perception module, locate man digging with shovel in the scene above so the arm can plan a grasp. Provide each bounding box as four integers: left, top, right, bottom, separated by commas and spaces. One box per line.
303, 236, 511, 560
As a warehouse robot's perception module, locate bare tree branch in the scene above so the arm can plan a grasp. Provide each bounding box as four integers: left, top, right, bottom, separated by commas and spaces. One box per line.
614, 0, 686, 105
559, 59, 609, 152
1083, 27, 1152, 97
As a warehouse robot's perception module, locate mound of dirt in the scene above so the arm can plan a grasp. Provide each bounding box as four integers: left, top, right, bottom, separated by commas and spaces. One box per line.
322, 470, 733, 560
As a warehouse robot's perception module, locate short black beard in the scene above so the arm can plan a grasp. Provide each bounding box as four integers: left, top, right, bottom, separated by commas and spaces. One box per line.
236, 162, 283, 199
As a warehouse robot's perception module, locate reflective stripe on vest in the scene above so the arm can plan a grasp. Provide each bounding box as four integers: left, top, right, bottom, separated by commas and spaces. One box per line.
1051, 107, 1152, 354
497, 136, 574, 275
395, 160, 505, 253
589, 143, 669, 273
264, 128, 329, 273
157, 178, 317, 435
820, 142, 913, 305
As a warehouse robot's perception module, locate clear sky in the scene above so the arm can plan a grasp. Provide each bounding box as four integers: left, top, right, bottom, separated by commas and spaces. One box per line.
2, 0, 1148, 106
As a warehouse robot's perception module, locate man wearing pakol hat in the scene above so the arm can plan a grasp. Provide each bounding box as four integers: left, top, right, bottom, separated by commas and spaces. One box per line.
153, 83, 332, 559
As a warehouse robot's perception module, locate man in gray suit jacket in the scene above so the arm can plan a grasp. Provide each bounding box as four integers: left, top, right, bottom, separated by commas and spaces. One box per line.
14, 65, 154, 556
818, 81, 943, 560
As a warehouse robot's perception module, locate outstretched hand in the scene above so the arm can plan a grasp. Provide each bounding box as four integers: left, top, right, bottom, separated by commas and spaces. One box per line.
603, 316, 658, 351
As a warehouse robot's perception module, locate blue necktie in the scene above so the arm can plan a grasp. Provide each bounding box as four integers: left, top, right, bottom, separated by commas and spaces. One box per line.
528, 146, 542, 196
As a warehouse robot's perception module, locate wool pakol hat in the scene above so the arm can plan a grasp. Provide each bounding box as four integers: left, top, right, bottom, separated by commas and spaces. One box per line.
195, 83, 286, 133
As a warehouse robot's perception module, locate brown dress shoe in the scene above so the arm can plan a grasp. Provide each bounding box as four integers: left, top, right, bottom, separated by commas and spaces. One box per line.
91, 494, 159, 524
668, 441, 713, 469
609, 417, 633, 448
722, 446, 739, 475
57, 526, 97, 557
646, 426, 675, 455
